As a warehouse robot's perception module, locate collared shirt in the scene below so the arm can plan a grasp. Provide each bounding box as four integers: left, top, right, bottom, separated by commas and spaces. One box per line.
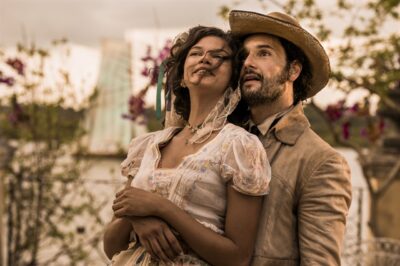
249, 105, 294, 136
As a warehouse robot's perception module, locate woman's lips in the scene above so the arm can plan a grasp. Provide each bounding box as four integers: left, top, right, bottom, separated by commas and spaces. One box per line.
194, 67, 214, 76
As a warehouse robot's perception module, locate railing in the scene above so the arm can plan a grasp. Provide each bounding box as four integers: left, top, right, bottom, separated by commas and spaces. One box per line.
342, 238, 400, 265
341, 187, 400, 265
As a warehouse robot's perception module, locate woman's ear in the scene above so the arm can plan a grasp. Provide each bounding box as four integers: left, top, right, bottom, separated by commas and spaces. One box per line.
180, 79, 187, 88
289, 60, 302, 82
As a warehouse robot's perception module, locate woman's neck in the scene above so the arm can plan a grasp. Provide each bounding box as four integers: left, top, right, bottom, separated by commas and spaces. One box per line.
187, 92, 222, 127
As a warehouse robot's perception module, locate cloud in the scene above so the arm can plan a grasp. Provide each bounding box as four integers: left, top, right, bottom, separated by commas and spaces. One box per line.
0, 0, 225, 46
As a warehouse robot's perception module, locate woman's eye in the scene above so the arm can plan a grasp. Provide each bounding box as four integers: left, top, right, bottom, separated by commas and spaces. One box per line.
211, 53, 231, 61
189, 51, 202, 56
212, 54, 224, 59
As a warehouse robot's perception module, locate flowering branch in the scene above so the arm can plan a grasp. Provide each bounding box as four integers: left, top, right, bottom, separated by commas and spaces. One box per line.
122, 40, 172, 123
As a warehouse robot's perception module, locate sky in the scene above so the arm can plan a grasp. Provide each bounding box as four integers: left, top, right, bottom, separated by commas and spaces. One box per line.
0, 0, 346, 46
0, 0, 243, 46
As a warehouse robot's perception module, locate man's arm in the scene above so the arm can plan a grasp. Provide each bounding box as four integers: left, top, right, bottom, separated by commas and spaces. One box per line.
298, 153, 352, 265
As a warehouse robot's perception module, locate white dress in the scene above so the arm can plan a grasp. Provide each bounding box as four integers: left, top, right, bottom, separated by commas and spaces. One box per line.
112, 123, 271, 265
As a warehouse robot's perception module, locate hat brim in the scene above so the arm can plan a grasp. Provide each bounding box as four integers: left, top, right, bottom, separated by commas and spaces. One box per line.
229, 10, 330, 98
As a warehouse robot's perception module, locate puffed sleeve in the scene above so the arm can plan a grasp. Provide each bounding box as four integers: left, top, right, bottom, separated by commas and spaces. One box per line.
120, 132, 155, 178
220, 131, 271, 196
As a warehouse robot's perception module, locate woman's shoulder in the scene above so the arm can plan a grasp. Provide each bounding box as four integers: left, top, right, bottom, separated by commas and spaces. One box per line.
221, 123, 264, 150
223, 123, 257, 139
130, 127, 179, 144
128, 131, 156, 146
220, 124, 270, 196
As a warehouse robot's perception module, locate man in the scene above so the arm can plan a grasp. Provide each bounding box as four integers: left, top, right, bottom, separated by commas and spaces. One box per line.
229, 10, 352, 265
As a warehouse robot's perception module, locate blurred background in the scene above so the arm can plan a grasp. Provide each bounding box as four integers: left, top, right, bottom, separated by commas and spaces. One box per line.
0, 0, 399, 265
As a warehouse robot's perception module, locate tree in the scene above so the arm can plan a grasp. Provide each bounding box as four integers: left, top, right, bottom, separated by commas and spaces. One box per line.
218, 0, 400, 237
0, 40, 105, 265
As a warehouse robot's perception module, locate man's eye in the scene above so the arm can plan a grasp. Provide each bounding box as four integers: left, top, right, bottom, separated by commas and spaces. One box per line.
257, 50, 271, 57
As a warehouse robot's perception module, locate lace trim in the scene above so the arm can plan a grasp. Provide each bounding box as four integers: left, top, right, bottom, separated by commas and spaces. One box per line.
164, 87, 241, 144
165, 87, 241, 142
188, 87, 240, 144
196, 219, 224, 234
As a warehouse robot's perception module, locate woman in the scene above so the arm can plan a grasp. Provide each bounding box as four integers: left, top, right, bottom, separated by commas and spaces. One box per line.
104, 26, 271, 266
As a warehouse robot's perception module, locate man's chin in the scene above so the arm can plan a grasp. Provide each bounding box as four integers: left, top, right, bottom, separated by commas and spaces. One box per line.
241, 82, 261, 93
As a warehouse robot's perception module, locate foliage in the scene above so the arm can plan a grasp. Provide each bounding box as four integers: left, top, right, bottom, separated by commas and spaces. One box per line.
0, 41, 104, 265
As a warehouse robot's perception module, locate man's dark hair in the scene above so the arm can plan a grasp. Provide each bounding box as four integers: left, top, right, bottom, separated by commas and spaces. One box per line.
278, 37, 313, 104
165, 26, 247, 125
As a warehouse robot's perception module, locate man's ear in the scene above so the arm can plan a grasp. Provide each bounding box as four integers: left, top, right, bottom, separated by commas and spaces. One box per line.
289, 60, 302, 82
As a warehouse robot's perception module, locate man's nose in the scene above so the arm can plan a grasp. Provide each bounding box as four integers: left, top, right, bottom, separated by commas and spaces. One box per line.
243, 54, 255, 68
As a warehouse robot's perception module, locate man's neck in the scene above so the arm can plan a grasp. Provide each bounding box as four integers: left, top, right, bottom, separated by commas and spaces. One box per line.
249, 83, 295, 124
250, 99, 293, 125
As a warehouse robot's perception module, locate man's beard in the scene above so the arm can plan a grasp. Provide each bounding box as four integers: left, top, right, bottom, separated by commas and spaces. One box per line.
240, 67, 290, 107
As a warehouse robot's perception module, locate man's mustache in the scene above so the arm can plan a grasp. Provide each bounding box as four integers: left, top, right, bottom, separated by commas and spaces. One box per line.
240, 68, 262, 84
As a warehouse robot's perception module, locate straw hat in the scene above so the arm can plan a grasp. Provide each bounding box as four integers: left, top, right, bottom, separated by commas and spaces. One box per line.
229, 10, 330, 98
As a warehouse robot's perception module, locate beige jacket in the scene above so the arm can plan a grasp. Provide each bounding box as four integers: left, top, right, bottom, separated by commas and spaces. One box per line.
251, 103, 352, 266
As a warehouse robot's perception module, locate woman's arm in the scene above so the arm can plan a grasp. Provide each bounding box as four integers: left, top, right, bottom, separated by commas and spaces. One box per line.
113, 185, 263, 266
103, 215, 183, 262
130, 216, 184, 262
103, 217, 132, 259
162, 186, 262, 266
106, 131, 185, 261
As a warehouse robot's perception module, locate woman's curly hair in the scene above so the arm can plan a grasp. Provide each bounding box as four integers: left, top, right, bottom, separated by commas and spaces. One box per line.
164, 26, 248, 126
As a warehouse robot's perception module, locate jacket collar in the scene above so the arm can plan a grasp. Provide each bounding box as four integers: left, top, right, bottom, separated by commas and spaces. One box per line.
251, 105, 293, 136
270, 102, 310, 145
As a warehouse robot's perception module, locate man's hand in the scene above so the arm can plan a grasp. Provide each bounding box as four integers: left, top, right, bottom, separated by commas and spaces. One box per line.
129, 217, 183, 263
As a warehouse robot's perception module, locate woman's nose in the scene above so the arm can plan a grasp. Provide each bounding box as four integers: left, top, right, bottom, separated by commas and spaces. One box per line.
199, 52, 212, 64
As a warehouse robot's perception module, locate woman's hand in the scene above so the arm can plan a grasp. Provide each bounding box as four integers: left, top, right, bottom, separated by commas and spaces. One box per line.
128, 217, 184, 263
112, 187, 163, 217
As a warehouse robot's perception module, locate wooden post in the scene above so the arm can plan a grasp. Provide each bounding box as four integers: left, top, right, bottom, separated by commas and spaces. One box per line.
0, 139, 12, 266
0, 169, 4, 266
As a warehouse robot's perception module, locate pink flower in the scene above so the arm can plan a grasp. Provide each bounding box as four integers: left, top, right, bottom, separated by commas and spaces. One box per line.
122, 94, 146, 121
8, 96, 29, 125
6, 58, 25, 76
150, 65, 159, 86
379, 118, 385, 133
349, 103, 359, 113
360, 128, 367, 138
141, 67, 150, 77
158, 41, 172, 61
325, 103, 344, 121
342, 121, 350, 140
141, 46, 153, 62
0, 76, 15, 87
159, 48, 169, 59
